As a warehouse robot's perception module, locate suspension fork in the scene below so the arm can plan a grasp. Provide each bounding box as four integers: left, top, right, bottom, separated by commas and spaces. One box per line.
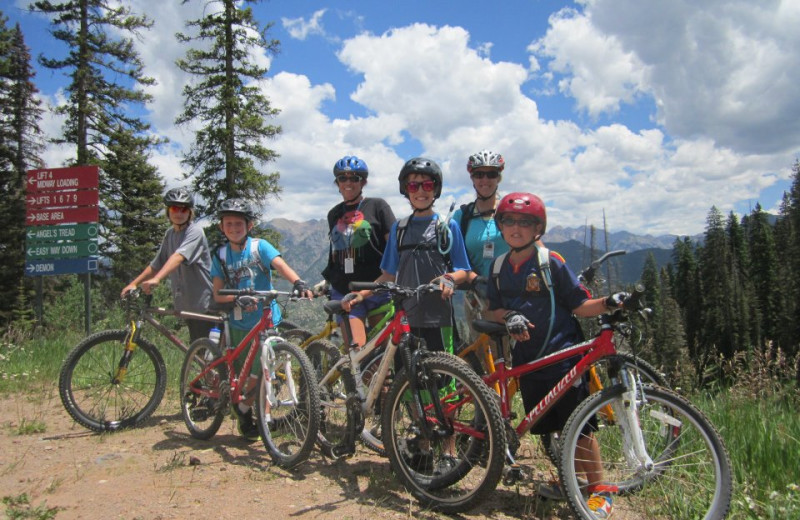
608, 368, 654, 471
398, 333, 451, 440
113, 319, 143, 383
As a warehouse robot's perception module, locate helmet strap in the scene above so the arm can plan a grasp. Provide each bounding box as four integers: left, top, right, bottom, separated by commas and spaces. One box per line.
343, 192, 363, 205
476, 188, 497, 202
412, 201, 435, 214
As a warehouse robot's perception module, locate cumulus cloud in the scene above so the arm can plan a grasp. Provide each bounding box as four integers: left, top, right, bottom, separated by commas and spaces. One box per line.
282, 9, 328, 41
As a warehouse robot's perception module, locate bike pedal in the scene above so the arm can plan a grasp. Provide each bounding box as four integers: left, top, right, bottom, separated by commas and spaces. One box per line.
502, 464, 525, 486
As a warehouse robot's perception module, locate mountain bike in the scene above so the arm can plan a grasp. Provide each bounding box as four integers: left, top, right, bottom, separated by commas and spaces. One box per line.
467, 287, 732, 519
307, 282, 506, 513
282, 296, 395, 454
179, 289, 321, 469
58, 289, 223, 432
457, 249, 669, 466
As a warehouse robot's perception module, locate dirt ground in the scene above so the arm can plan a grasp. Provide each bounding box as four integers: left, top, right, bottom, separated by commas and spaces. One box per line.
0, 393, 574, 520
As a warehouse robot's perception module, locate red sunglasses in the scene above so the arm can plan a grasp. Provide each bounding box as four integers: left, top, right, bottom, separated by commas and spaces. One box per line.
168, 205, 190, 213
406, 180, 436, 193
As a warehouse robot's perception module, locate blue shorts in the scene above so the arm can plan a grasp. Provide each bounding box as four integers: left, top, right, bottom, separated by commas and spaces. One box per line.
330, 287, 391, 321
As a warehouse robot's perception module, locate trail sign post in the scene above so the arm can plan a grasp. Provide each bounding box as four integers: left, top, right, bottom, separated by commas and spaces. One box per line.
24, 165, 100, 333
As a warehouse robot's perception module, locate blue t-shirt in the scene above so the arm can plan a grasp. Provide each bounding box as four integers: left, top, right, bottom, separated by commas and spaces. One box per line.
381, 215, 471, 275
380, 214, 471, 328
211, 237, 282, 331
487, 250, 590, 365
452, 206, 509, 277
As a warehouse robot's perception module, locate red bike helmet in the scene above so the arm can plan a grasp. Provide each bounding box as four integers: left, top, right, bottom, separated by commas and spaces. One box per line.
495, 192, 547, 234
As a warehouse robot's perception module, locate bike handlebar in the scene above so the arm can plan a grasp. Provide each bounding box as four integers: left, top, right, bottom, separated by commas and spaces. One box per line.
580, 249, 626, 285
348, 281, 441, 297
218, 288, 296, 301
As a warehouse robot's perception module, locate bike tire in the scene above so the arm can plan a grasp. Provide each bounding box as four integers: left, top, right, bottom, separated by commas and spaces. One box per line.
542, 353, 670, 466
359, 349, 389, 456
306, 339, 354, 457
559, 384, 732, 520
276, 319, 300, 332
59, 329, 167, 432
180, 338, 228, 440
382, 352, 506, 514
256, 340, 321, 469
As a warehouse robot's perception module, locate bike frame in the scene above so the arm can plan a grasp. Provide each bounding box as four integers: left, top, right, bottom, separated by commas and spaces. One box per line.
485, 324, 619, 438
318, 300, 488, 441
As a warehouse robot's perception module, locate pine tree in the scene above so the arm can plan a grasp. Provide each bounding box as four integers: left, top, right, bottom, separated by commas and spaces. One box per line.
773, 192, 797, 355
176, 0, 282, 217
640, 252, 661, 319
672, 237, 702, 365
30, 0, 165, 299
0, 17, 45, 324
748, 204, 780, 349
726, 213, 756, 351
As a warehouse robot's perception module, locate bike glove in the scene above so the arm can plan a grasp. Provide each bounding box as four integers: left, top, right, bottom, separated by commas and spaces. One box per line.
503, 311, 532, 335
292, 279, 309, 297
312, 280, 329, 296
605, 292, 630, 309
235, 295, 259, 309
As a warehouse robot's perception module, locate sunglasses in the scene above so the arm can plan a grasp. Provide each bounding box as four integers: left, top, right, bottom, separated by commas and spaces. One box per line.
336, 174, 363, 183
168, 205, 190, 213
406, 180, 436, 193
471, 170, 500, 180
498, 216, 537, 228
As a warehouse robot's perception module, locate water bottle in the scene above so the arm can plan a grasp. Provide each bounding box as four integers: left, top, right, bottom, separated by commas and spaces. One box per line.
208, 327, 221, 345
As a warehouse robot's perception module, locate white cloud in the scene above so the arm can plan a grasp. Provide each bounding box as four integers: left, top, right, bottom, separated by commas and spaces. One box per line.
282, 9, 328, 41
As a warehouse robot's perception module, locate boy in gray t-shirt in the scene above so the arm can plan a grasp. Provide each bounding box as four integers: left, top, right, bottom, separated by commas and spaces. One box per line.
122, 187, 214, 342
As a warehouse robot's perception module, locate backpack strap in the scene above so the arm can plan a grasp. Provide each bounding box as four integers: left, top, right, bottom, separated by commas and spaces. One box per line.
536, 245, 552, 290
395, 216, 413, 251
217, 238, 268, 287
458, 202, 475, 242
490, 251, 510, 292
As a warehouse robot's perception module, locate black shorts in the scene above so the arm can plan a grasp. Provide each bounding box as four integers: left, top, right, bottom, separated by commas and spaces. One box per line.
518, 360, 596, 435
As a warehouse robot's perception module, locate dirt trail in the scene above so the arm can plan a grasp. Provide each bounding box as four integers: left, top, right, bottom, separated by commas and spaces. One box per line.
0, 394, 573, 520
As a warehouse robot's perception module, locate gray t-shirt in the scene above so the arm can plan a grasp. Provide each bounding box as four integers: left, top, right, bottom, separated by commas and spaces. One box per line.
150, 221, 212, 313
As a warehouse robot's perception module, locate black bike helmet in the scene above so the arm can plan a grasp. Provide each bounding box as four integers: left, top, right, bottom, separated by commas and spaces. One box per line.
398, 157, 443, 198
218, 198, 257, 222
333, 155, 369, 179
163, 187, 194, 208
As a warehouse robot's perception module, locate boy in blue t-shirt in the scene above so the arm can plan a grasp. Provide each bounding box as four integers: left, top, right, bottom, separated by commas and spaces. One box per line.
487, 192, 627, 519
211, 198, 312, 440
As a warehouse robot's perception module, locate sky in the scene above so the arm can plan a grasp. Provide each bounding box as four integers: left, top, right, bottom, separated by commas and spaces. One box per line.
6, 0, 800, 236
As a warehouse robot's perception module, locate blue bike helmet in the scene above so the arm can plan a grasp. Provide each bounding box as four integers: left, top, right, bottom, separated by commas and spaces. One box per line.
333, 156, 369, 179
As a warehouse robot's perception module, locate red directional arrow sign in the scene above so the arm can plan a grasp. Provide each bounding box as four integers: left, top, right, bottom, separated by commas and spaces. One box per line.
26, 190, 99, 209
26, 206, 99, 225
26, 166, 99, 193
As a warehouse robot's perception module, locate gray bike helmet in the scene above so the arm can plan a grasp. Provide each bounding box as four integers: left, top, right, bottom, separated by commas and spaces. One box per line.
467, 150, 505, 173
163, 187, 194, 207
398, 157, 443, 198
218, 198, 257, 222
333, 156, 369, 179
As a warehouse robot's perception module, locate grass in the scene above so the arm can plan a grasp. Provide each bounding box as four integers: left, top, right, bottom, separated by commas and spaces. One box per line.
2, 494, 62, 520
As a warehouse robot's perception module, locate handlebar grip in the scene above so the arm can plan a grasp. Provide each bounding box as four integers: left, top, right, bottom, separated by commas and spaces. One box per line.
349, 281, 379, 292
624, 283, 646, 309
219, 288, 250, 296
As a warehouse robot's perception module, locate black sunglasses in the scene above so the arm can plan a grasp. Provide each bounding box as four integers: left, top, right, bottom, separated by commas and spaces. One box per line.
336, 174, 363, 183
471, 170, 500, 179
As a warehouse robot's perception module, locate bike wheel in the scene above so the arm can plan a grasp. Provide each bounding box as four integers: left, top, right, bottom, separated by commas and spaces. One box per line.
59, 329, 167, 432
306, 339, 354, 457
276, 319, 300, 332
543, 353, 670, 466
281, 328, 314, 349
383, 353, 506, 514
256, 340, 321, 469
359, 349, 389, 456
559, 384, 732, 520
180, 338, 228, 440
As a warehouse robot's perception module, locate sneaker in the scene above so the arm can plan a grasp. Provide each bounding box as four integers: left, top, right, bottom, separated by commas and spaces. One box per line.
587, 492, 613, 519
537, 479, 565, 500
234, 407, 260, 441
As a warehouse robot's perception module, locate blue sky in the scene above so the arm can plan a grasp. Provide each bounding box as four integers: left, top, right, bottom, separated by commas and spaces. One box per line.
6, 0, 800, 235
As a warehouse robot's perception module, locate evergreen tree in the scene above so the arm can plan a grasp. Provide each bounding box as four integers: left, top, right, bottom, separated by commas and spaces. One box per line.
0, 17, 45, 324
672, 237, 702, 365
176, 0, 282, 217
726, 213, 756, 351
29, 0, 165, 298
653, 273, 692, 390
640, 252, 661, 319
748, 204, 781, 349
773, 192, 797, 355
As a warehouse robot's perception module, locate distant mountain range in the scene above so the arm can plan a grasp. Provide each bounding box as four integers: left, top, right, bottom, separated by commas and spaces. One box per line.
264, 218, 693, 289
